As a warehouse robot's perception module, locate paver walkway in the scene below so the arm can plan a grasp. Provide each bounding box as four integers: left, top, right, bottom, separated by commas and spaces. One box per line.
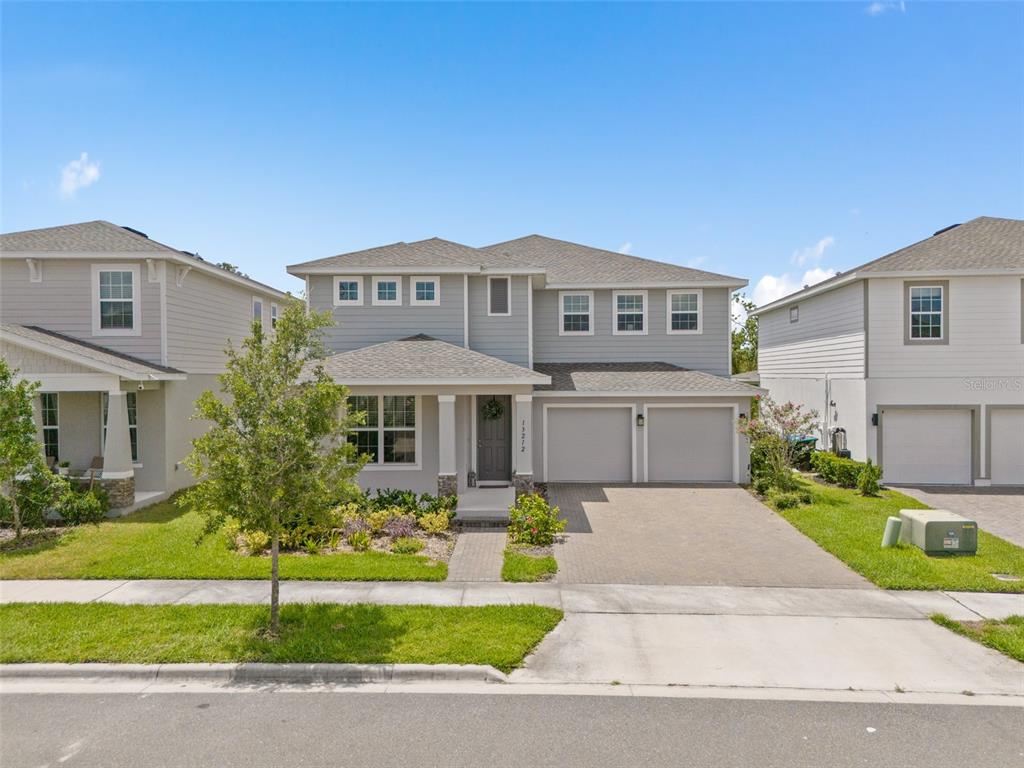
900, 486, 1024, 548
445, 528, 507, 582
550, 484, 869, 587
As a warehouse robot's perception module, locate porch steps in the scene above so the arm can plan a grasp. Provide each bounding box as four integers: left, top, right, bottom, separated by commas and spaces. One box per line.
455, 486, 514, 528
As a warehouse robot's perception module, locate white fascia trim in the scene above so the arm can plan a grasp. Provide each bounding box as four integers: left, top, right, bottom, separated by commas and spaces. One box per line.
333, 275, 364, 307
333, 376, 551, 386
1, 334, 186, 380
611, 289, 649, 336
410, 275, 441, 307
542, 402, 637, 483
666, 288, 703, 335
642, 402, 741, 483
545, 280, 747, 290
558, 290, 594, 336
91, 263, 142, 337
372, 276, 402, 306
291, 265, 476, 276
534, 389, 764, 398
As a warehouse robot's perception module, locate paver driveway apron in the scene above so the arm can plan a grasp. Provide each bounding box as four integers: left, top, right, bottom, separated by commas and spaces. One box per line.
549, 484, 869, 587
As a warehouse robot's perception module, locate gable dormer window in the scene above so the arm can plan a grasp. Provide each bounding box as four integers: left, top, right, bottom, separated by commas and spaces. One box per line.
411, 276, 440, 307
92, 264, 141, 336
488, 276, 511, 316
613, 290, 647, 335
334, 276, 362, 306
373, 276, 401, 306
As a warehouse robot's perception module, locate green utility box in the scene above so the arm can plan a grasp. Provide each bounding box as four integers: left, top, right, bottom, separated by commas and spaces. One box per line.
898, 509, 978, 555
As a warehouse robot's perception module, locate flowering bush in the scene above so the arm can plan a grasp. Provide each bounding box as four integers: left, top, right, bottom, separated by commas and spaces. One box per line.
343, 516, 370, 537
383, 513, 417, 540
508, 493, 566, 547
738, 395, 819, 492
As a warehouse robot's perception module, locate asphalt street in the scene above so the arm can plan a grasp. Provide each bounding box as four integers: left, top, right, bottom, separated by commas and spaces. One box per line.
2, 691, 1021, 767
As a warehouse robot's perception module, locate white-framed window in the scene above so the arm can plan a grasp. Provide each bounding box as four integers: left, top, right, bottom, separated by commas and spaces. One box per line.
666, 289, 702, 334
101, 392, 140, 464
410, 276, 440, 307
91, 264, 141, 336
333, 276, 363, 307
346, 394, 419, 467
613, 290, 647, 335
41, 392, 59, 461
372, 276, 402, 306
270, 303, 279, 330
909, 285, 943, 340
559, 291, 594, 336
252, 296, 264, 328
790, 306, 799, 323
488, 276, 511, 316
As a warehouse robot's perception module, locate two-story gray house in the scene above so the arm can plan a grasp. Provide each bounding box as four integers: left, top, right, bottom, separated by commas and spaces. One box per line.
0, 221, 289, 509
754, 216, 1024, 487
288, 235, 759, 501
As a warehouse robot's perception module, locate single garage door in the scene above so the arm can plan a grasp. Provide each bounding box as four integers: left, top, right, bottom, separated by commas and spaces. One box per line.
646, 407, 734, 483
881, 408, 972, 485
546, 407, 632, 483
990, 408, 1024, 486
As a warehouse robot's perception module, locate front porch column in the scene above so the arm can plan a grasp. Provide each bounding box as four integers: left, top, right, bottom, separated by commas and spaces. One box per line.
437, 395, 457, 497
101, 389, 135, 508
513, 394, 534, 497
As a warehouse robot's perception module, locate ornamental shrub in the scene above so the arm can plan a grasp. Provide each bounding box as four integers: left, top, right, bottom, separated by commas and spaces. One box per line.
366, 508, 397, 534
57, 488, 107, 526
810, 452, 864, 488
347, 529, 371, 551
392, 536, 424, 554
222, 518, 242, 550
772, 492, 805, 510
508, 493, 566, 547
857, 458, 882, 497
752, 476, 772, 497
418, 511, 450, 534
242, 530, 270, 555
383, 513, 417, 540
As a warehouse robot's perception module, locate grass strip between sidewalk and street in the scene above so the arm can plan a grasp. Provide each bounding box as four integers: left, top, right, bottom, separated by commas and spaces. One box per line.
763, 479, 1024, 593
0, 603, 563, 673
0, 500, 446, 582
932, 614, 1024, 663
502, 548, 558, 582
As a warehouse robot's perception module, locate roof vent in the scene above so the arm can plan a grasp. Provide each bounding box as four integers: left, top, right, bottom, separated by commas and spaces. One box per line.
120, 226, 150, 239
932, 223, 961, 236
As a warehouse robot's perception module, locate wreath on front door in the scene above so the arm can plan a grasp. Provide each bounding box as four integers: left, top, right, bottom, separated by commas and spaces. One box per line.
482, 397, 505, 421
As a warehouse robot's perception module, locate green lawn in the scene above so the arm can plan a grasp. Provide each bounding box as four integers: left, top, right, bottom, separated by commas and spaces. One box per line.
763, 480, 1024, 592
932, 614, 1024, 663
0, 500, 446, 581
502, 548, 558, 582
0, 602, 563, 672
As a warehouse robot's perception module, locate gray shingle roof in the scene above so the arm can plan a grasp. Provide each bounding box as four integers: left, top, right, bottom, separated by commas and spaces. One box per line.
288, 238, 522, 273
313, 335, 550, 384
0, 221, 179, 254
533, 362, 760, 394
481, 235, 745, 286
1, 324, 185, 378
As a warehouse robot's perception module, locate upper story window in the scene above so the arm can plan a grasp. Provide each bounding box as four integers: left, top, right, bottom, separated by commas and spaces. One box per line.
347, 394, 418, 467
411, 276, 440, 307
270, 303, 279, 330
41, 392, 59, 461
905, 282, 948, 344
613, 290, 647, 335
790, 306, 799, 323
92, 264, 141, 336
252, 297, 264, 327
667, 290, 702, 334
488, 276, 511, 316
559, 291, 593, 336
333, 276, 362, 307
372, 276, 402, 306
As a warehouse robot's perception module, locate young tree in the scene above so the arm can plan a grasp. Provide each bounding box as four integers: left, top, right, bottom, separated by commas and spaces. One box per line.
180, 301, 365, 635
731, 294, 758, 375
0, 359, 54, 538
737, 395, 819, 492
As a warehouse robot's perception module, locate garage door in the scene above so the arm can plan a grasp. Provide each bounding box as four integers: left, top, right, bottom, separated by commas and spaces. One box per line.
990, 408, 1024, 486
646, 407, 734, 483
546, 407, 632, 483
881, 409, 972, 485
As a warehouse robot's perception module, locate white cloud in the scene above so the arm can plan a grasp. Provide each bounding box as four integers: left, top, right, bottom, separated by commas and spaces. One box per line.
752, 267, 837, 307
59, 152, 101, 198
686, 256, 706, 269
791, 235, 834, 267
866, 1, 905, 16
617, 241, 632, 255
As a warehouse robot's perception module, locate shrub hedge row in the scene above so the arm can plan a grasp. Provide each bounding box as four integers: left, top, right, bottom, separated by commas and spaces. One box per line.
809, 451, 867, 489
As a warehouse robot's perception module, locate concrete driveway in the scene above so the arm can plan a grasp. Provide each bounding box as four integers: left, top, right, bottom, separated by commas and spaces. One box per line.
548, 484, 869, 588
898, 486, 1024, 547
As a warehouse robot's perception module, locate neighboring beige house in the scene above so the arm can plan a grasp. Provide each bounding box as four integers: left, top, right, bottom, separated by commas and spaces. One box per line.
754, 216, 1024, 487
0, 221, 290, 509
288, 235, 760, 506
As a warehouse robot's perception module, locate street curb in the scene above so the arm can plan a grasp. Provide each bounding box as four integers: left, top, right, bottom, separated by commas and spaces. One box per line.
0, 663, 508, 685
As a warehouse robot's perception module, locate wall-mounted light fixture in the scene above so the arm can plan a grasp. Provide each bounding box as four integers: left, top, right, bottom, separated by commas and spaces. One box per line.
871, 413, 879, 426
636, 414, 645, 428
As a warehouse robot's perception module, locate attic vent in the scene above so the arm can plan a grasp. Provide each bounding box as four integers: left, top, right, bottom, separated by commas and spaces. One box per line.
121, 226, 150, 239
932, 223, 961, 237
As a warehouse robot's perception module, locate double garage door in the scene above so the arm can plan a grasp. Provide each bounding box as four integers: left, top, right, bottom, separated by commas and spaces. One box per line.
881, 407, 1024, 486
545, 405, 735, 484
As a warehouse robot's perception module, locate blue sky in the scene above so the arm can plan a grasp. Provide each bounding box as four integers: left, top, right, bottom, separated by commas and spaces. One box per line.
3, 2, 1022, 302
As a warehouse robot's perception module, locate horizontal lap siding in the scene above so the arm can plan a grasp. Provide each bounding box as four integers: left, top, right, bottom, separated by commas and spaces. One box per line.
0, 342, 94, 374
758, 281, 865, 379
311, 274, 465, 354
468, 276, 530, 366
532, 287, 730, 376
0, 259, 162, 364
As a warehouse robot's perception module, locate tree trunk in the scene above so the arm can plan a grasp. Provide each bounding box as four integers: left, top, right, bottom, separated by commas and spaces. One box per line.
12, 494, 22, 540
269, 530, 280, 636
